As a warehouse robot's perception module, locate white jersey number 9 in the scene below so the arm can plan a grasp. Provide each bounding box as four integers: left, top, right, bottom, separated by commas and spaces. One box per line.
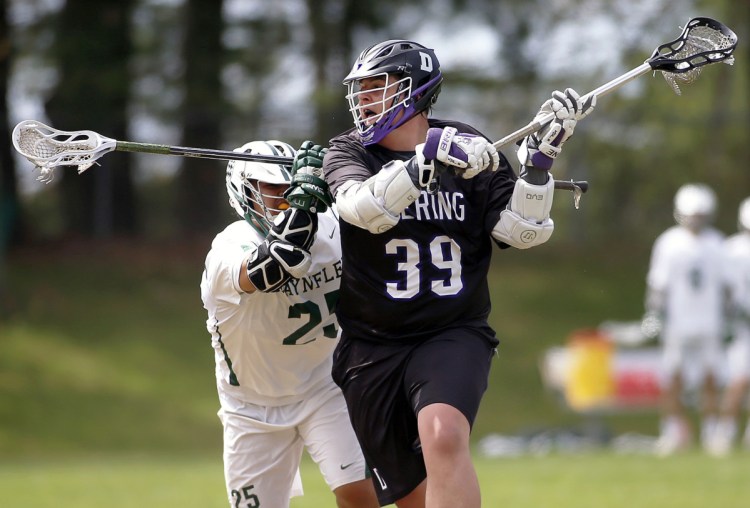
385, 236, 463, 299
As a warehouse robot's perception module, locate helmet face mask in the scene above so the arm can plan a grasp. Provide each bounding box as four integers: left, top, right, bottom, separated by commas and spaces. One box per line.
343, 40, 443, 145
226, 140, 295, 235
346, 73, 410, 139
673, 183, 717, 232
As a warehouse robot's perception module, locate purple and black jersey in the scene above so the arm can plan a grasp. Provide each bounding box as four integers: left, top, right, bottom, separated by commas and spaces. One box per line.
324, 119, 517, 344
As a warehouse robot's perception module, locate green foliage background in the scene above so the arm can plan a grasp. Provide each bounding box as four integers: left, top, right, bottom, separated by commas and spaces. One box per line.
1, 1, 748, 505
7, 236, 750, 508
1, 233, 654, 460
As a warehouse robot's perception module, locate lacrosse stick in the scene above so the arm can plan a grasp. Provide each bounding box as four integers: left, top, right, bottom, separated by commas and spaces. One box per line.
493, 16, 738, 150
12, 120, 295, 184
12, 118, 589, 198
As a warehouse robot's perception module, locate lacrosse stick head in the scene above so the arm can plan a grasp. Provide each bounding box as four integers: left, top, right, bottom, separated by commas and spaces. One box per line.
648, 17, 737, 95
12, 120, 117, 183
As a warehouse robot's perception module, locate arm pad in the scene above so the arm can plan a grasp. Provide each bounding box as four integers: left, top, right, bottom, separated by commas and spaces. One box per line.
336, 160, 421, 234
491, 177, 555, 249
246, 240, 312, 293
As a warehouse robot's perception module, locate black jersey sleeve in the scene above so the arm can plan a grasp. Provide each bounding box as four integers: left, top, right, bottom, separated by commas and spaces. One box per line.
323, 131, 376, 198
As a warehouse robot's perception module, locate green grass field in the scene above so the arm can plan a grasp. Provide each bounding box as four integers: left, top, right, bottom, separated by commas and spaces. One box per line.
4, 237, 746, 507
2, 452, 749, 507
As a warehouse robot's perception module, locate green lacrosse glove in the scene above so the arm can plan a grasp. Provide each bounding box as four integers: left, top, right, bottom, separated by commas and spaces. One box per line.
284, 141, 333, 213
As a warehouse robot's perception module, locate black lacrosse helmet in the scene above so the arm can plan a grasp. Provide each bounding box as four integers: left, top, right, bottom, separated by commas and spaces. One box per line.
343, 40, 443, 145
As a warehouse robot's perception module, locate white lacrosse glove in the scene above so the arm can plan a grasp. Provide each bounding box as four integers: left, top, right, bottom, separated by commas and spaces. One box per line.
640, 288, 665, 339
517, 88, 596, 170
421, 127, 500, 179
640, 311, 663, 340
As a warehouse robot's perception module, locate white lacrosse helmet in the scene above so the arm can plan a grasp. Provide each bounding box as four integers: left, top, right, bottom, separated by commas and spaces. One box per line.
738, 197, 750, 232
673, 183, 717, 231
226, 140, 295, 235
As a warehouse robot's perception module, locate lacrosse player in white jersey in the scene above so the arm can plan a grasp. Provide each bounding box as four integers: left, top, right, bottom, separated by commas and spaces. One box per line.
644, 183, 726, 456
711, 197, 750, 455
201, 140, 378, 508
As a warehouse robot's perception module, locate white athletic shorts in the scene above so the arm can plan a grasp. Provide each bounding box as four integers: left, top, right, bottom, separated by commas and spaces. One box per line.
218, 380, 369, 508
727, 327, 750, 383
660, 332, 723, 387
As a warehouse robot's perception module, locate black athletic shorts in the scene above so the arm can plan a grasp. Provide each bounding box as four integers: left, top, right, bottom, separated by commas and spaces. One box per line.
331, 325, 497, 505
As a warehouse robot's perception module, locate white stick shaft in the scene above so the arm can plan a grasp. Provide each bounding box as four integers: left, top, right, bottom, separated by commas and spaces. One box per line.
492, 62, 653, 149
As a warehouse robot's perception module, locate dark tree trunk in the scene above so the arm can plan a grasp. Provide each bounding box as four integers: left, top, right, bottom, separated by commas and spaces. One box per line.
177, 0, 226, 235
307, 0, 388, 142
45, 0, 137, 238
0, 0, 23, 248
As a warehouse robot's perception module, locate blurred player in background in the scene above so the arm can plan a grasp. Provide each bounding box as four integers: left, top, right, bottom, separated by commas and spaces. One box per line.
643, 183, 726, 456
712, 197, 750, 455
324, 39, 594, 507
201, 140, 378, 508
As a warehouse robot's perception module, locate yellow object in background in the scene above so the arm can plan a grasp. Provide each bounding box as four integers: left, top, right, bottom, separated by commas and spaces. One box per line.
564, 330, 615, 411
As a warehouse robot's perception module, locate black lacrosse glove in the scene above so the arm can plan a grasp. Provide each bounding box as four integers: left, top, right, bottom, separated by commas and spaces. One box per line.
269, 206, 318, 251
284, 141, 333, 213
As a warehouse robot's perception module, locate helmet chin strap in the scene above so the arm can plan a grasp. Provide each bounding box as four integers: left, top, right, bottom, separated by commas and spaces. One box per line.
363, 98, 415, 145
357, 76, 412, 145
361, 73, 442, 145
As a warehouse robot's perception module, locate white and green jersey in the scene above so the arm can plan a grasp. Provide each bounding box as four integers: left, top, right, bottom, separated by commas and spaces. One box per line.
647, 225, 726, 339
201, 208, 342, 408
724, 232, 750, 383
724, 232, 750, 327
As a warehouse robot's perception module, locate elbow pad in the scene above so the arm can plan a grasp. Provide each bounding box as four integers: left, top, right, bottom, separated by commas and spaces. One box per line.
492, 177, 555, 249
246, 240, 312, 293
336, 160, 421, 234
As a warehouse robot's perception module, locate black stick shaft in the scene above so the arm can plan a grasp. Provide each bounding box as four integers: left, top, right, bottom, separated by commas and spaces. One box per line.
554, 180, 589, 193
116, 141, 294, 164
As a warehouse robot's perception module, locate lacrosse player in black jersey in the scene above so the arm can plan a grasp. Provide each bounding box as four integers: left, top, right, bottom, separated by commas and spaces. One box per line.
323, 40, 595, 507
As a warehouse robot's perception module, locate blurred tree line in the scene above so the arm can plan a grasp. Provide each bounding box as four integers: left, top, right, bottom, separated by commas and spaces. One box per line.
0, 0, 747, 251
